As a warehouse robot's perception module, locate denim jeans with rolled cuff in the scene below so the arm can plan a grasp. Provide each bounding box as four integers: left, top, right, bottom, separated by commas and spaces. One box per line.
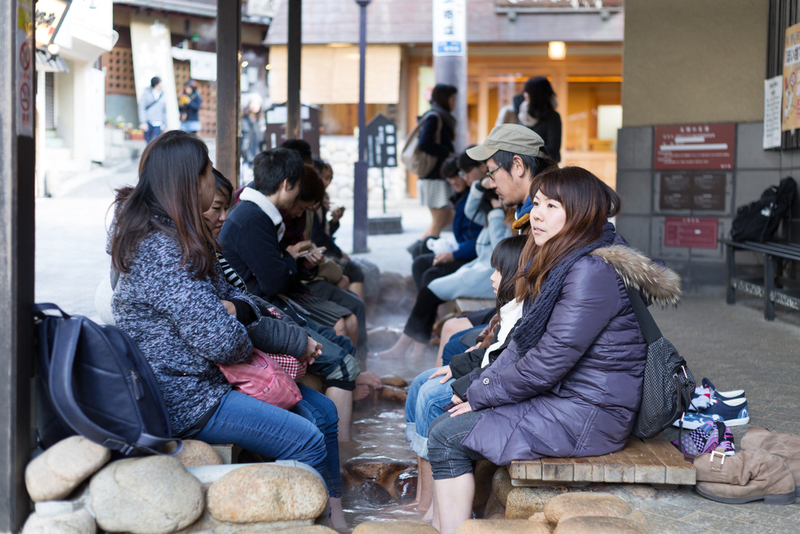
405, 367, 456, 459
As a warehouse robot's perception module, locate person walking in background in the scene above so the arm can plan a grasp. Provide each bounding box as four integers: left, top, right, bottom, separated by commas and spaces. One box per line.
416, 83, 458, 242
137, 76, 167, 144
519, 77, 562, 163
241, 94, 265, 168
179, 80, 203, 134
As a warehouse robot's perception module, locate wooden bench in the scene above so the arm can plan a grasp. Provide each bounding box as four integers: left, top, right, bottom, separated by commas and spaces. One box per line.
508, 434, 695, 487
721, 238, 800, 320
453, 298, 495, 316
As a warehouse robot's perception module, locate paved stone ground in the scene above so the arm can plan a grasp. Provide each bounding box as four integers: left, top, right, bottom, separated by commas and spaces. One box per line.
36, 161, 800, 533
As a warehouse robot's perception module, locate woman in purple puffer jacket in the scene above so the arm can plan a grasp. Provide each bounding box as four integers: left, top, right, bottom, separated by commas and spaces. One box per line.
426, 166, 682, 534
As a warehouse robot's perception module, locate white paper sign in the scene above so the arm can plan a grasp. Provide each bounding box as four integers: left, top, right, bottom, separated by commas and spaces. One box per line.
764, 75, 783, 149
433, 0, 466, 57
17, 0, 34, 137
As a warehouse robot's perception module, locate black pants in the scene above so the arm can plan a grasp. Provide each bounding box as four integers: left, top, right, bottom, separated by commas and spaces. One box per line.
412, 253, 468, 292
305, 280, 368, 351
404, 287, 445, 344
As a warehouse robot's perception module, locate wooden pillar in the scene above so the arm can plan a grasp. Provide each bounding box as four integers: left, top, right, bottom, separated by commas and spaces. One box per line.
217, 0, 242, 186
551, 69, 568, 160
286, 0, 302, 140
0, 0, 36, 530
477, 67, 489, 142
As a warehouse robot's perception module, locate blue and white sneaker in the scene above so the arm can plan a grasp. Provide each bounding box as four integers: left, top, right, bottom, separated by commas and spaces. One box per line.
690, 378, 746, 411
674, 397, 750, 430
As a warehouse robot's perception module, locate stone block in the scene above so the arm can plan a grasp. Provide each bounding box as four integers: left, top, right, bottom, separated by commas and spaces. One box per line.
505, 487, 562, 519
379, 384, 408, 403
352, 520, 438, 534
617, 127, 653, 171
207, 464, 327, 523
174, 507, 316, 534
25, 436, 110, 502
736, 122, 781, 170
543, 493, 632, 525
552, 516, 648, 534
380, 375, 408, 387
456, 519, 552, 534
616, 171, 653, 215
492, 466, 514, 507
90, 456, 204, 534
164, 440, 223, 467
734, 170, 781, 209
22, 508, 95, 534
615, 215, 652, 256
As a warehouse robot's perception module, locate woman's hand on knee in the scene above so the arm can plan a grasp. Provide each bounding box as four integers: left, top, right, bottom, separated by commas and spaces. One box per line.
429, 366, 452, 383
449, 399, 473, 417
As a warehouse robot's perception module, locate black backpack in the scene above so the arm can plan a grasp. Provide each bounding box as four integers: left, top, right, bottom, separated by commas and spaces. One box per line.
33, 303, 181, 456
731, 177, 797, 242
626, 287, 696, 439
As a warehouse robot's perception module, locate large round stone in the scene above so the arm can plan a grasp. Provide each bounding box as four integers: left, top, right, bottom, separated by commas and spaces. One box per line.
505, 487, 562, 519
25, 436, 110, 502
207, 464, 327, 523
543, 493, 632, 525
455, 519, 552, 534
164, 440, 223, 467
352, 520, 439, 534
90, 456, 204, 534
21, 508, 95, 534
553, 516, 648, 534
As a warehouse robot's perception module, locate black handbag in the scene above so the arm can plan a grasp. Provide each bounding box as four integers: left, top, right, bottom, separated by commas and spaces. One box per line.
625, 287, 696, 439
33, 303, 181, 456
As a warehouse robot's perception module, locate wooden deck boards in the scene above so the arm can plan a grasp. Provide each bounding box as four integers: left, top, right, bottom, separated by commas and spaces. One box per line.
509, 435, 695, 487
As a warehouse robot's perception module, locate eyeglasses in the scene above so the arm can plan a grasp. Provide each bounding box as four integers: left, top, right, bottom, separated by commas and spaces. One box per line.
457, 170, 466, 177
486, 164, 501, 181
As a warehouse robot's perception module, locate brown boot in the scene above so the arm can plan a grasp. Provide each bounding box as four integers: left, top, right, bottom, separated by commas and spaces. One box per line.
693, 447, 796, 504
742, 427, 800, 497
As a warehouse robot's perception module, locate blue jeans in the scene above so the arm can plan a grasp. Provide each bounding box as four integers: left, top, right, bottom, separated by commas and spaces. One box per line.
405, 367, 455, 459
195, 386, 341, 497
442, 325, 483, 365
144, 123, 162, 144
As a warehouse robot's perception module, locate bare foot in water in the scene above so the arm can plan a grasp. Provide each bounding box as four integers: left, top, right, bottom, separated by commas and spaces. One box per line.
374, 334, 413, 359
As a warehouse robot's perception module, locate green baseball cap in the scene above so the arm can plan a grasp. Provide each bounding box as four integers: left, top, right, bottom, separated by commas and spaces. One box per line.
466, 123, 546, 161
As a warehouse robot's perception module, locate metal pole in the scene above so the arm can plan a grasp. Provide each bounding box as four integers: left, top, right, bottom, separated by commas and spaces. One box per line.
1, 0, 35, 530
286, 0, 302, 140
381, 167, 386, 214
353, 0, 371, 253
216, 0, 242, 186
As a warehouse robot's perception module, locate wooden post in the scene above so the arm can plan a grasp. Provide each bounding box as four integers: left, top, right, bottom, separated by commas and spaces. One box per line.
286, 0, 302, 140
0, 0, 36, 529
217, 0, 242, 186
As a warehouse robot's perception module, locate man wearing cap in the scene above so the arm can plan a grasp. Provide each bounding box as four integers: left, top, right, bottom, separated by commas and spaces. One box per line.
466, 124, 556, 224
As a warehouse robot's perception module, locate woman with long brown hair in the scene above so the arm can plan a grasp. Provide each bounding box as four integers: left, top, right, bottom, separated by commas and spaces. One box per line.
109, 131, 344, 526
424, 166, 681, 534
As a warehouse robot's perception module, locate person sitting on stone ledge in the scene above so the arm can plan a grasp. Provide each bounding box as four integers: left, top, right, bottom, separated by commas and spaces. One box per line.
426, 166, 680, 534
107, 131, 347, 529
219, 149, 379, 441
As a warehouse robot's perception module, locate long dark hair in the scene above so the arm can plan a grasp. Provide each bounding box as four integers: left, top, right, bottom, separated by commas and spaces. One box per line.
110, 131, 215, 280
516, 166, 621, 302
523, 76, 556, 121
490, 235, 527, 316
430, 83, 458, 111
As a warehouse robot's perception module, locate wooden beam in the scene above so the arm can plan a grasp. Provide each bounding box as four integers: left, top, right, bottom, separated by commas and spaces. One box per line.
216, 0, 242, 186
286, 0, 301, 140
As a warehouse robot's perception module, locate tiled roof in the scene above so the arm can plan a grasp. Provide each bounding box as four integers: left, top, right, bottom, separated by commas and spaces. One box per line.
265, 0, 623, 45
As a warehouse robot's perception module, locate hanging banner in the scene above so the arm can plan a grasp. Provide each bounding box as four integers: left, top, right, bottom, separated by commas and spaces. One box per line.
782, 22, 800, 131
17, 0, 34, 138
764, 75, 783, 149
432, 0, 466, 57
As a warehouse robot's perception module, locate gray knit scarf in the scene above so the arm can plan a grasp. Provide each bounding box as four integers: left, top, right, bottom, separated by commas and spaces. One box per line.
511, 222, 617, 357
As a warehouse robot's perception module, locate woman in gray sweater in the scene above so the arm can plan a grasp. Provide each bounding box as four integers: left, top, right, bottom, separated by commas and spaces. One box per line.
109, 131, 344, 526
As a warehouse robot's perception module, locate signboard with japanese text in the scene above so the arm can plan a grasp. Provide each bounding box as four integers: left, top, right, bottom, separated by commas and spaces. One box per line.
17, 0, 34, 138
783, 22, 800, 131
433, 0, 465, 57
664, 217, 718, 249
654, 123, 735, 171
659, 173, 727, 212
764, 75, 783, 149
493, 0, 621, 8
34, 0, 70, 46
365, 114, 398, 169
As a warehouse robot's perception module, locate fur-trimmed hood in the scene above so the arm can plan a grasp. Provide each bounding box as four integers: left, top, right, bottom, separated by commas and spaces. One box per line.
591, 245, 681, 307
